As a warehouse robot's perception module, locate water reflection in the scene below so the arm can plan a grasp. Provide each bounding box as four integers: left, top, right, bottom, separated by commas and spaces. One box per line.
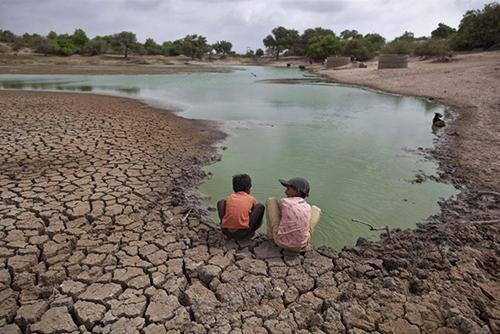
0, 79, 139, 95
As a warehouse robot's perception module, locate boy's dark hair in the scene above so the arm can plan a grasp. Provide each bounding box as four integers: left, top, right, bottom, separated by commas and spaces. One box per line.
232, 174, 252, 192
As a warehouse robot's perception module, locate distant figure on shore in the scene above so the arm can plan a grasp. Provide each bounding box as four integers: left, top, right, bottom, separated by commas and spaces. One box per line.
299, 65, 306, 71
433, 112, 446, 127
218, 174, 264, 240
250, 72, 257, 77
266, 177, 321, 252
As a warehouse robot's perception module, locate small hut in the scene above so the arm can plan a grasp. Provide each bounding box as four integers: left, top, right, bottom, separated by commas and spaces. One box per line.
326, 56, 350, 69
378, 54, 408, 69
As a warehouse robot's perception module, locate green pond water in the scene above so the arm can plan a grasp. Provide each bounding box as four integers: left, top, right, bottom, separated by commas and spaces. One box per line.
0, 66, 457, 248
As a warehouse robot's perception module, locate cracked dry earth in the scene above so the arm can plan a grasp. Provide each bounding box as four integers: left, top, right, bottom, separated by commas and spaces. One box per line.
0, 90, 499, 334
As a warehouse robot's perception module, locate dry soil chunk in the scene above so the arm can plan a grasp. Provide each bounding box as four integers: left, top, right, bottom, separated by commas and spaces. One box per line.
30, 306, 78, 333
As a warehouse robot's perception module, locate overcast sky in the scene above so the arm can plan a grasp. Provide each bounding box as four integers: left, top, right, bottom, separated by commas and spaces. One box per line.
0, 0, 492, 52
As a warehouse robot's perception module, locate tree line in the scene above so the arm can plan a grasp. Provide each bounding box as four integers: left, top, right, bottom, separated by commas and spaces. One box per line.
0, 29, 235, 59
379, 2, 499, 58
263, 2, 499, 60
0, 2, 497, 60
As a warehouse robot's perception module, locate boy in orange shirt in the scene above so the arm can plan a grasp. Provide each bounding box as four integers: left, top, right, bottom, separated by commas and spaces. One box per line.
217, 174, 265, 240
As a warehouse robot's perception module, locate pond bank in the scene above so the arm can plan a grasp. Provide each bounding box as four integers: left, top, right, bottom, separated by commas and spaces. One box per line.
0, 52, 498, 333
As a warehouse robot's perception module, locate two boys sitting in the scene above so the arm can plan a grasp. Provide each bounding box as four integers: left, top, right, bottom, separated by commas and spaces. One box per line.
217, 174, 321, 251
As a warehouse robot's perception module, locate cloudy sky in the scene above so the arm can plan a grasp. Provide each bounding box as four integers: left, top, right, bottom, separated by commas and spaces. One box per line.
0, 0, 492, 52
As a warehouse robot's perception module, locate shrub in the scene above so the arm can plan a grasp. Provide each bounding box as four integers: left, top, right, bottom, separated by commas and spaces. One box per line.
414, 39, 451, 57
380, 40, 414, 55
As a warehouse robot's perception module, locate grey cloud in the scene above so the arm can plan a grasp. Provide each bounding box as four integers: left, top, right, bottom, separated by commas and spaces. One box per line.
284, 0, 349, 13
0, 0, 493, 52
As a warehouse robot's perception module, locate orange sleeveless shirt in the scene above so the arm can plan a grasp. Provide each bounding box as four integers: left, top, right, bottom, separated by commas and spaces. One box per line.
221, 192, 256, 230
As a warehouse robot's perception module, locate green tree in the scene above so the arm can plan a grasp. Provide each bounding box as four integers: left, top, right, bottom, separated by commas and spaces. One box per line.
0, 30, 17, 42
450, 2, 500, 50
363, 33, 386, 53
114, 31, 137, 58
212, 40, 232, 55
161, 41, 182, 56
71, 29, 89, 50
55, 34, 77, 56
83, 36, 108, 55
342, 38, 372, 60
285, 29, 301, 55
307, 35, 342, 61
394, 31, 415, 42
431, 23, 456, 39
144, 38, 161, 55
21, 33, 43, 46
47, 31, 58, 40
340, 29, 362, 40
302, 27, 336, 43
299, 27, 336, 56
263, 26, 299, 60
180, 34, 209, 59
255, 48, 264, 57
36, 38, 58, 55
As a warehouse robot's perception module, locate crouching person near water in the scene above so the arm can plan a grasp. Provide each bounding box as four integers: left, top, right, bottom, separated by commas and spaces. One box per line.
266, 177, 321, 251
217, 174, 265, 240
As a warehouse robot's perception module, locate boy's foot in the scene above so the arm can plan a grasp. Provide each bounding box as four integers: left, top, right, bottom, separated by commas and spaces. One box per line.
250, 231, 261, 240
303, 244, 313, 252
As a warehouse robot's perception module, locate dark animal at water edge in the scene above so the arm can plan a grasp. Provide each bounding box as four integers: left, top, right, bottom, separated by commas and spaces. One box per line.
433, 112, 445, 127
299, 65, 306, 70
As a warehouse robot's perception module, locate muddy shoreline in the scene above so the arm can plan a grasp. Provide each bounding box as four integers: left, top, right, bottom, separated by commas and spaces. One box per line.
0, 56, 499, 333
0, 64, 234, 75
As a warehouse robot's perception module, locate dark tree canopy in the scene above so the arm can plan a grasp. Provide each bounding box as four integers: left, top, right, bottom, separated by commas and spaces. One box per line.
307, 34, 342, 61
71, 29, 89, 49
263, 26, 300, 59
82, 36, 108, 56
114, 31, 137, 58
450, 2, 500, 50
161, 41, 182, 56
212, 40, 232, 55
180, 34, 209, 59
363, 33, 386, 52
340, 29, 362, 40
394, 31, 415, 42
144, 38, 161, 55
0, 30, 16, 43
431, 23, 456, 39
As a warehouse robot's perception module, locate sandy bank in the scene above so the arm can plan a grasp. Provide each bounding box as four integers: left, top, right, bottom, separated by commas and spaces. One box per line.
0, 54, 499, 333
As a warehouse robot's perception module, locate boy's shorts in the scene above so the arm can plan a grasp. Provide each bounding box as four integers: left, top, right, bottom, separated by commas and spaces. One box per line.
221, 228, 254, 240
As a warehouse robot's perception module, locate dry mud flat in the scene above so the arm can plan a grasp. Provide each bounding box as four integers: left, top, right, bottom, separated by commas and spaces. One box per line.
0, 83, 498, 333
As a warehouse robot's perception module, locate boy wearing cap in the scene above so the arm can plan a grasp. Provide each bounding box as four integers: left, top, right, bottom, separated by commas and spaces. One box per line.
217, 174, 265, 240
266, 177, 321, 251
